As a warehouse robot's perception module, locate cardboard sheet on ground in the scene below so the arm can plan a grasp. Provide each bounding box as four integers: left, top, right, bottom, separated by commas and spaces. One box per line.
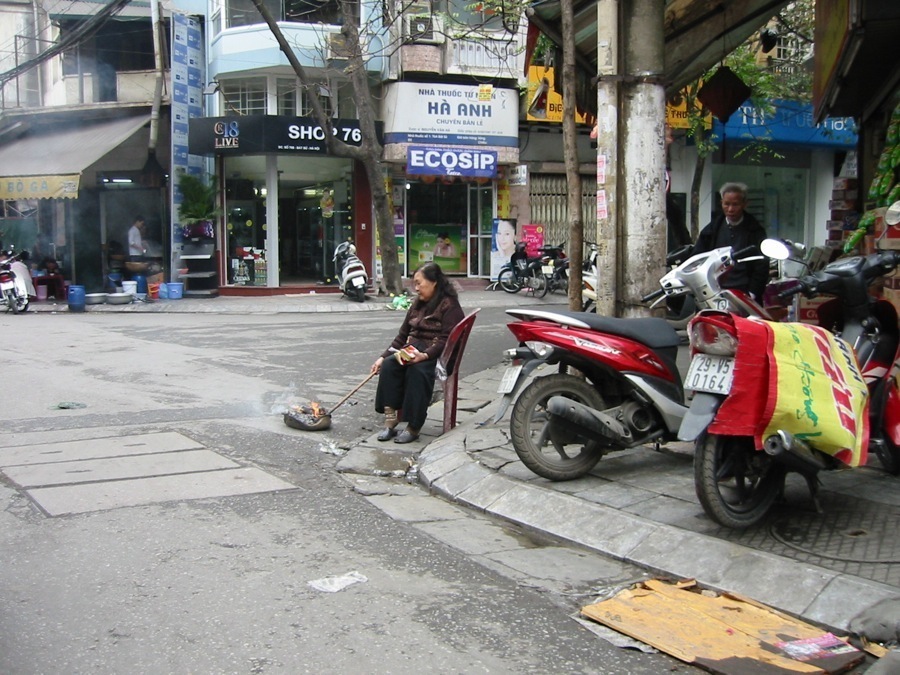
581, 579, 863, 674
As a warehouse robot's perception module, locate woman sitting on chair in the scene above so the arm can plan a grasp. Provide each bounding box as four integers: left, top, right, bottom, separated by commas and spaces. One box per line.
370, 262, 464, 444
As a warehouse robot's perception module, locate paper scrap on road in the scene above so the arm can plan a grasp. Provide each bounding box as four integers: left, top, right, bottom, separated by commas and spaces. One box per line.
580, 578, 864, 674
308, 571, 368, 593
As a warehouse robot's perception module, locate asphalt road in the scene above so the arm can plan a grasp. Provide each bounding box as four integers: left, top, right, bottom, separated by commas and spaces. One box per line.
0, 308, 693, 673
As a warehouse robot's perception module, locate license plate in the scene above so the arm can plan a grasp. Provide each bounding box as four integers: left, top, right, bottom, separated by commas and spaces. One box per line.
684, 354, 734, 394
497, 364, 524, 394
352, 277, 365, 287
542, 265, 554, 275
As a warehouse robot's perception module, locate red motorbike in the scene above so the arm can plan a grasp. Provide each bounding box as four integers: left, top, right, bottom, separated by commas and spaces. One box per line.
496, 245, 774, 481
680, 233, 900, 529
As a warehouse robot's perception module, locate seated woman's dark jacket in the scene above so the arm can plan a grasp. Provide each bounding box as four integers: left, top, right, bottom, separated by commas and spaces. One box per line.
381, 294, 465, 361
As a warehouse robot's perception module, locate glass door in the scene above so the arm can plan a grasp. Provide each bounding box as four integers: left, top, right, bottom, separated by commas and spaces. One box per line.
467, 184, 494, 277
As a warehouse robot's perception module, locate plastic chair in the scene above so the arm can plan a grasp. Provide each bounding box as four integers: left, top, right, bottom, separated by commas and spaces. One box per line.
436, 308, 480, 433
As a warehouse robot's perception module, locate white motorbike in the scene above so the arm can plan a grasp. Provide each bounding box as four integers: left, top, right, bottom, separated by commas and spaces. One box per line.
0, 249, 31, 314
333, 241, 368, 302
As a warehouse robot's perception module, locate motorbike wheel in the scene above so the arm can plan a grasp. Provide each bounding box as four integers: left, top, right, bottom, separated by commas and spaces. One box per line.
498, 269, 521, 294
581, 298, 595, 313
530, 271, 549, 298
510, 373, 607, 480
875, 437, 900, 475
351, 286, 366, 302
17, 296, 29, 312
693, 433, 786, 529
5, 289, 19, 314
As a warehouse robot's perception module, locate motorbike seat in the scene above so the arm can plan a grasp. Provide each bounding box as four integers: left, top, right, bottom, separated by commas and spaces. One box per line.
532, 310, 680, 350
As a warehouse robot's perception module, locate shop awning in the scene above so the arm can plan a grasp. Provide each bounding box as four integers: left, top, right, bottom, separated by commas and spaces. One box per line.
0, 114, 149, 200
528, 0, 791, 96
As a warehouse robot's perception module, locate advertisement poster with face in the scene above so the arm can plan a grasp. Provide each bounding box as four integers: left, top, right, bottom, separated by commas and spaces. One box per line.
409, 225, 466, 273
491, 218, 517, 280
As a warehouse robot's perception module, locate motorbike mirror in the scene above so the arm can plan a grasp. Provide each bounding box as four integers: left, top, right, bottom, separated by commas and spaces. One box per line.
886, 201, 900, 227
760, 238, 791, 260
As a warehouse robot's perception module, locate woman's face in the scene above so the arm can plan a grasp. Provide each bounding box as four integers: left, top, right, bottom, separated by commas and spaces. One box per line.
496, 222, 515, 253
414, 270, 436, 302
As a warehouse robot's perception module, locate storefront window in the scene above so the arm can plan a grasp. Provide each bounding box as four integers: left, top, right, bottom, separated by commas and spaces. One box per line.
711, 165, 809, 244
405, 180, 475, 275
223, 155, 353, 286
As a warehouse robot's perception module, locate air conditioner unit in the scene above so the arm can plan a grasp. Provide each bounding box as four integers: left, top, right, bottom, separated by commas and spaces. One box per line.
327, 32, 352, 62
404, 14, 444, 44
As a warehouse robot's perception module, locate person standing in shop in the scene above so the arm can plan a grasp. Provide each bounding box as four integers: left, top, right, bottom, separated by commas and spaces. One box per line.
127, 215, 147, 261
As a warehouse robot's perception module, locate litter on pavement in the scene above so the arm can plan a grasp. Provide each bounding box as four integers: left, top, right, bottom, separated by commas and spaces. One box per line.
307, 571, 368, 593
581, 578, 864, 674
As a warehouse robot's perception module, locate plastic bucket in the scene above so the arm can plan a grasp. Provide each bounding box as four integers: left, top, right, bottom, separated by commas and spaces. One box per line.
148, 282, 160, 299
167, 282, 184, 299
122, 280, 138, 296
68, 285, 86, 313
158, 282, 169, 299
133, 274, 148, 294
36, 285, 48, 301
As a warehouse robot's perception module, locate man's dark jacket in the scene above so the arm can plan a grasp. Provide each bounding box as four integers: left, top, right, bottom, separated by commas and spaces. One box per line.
693, 211, 768, 301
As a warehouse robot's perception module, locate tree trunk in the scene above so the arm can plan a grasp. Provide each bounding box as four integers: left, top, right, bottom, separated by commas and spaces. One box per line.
560, 0, 583, 311
249, 0, 401, 294
689, 125, 707, 240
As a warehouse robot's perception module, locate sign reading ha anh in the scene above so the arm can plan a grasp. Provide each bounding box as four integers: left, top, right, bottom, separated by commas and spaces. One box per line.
407, 146, 498, 178
384, 82, 518, 148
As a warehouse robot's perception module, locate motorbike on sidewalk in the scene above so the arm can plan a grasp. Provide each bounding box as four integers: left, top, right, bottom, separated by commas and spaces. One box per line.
580, 241, 600, 312
333, 240, 368, 302
681, 219, 900, 528
497, 241, 547, 295
495, 244, 775, 481
581, 243, 720, 330
537, 243, 569, 297
0, 249, 31, 314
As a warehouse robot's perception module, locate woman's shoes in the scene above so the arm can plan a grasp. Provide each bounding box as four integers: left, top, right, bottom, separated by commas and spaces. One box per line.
393, 428, 419, 444
377, 427, 397, 442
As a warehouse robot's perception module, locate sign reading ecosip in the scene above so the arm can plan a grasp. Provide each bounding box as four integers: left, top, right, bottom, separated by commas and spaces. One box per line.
407, 146, 498, 178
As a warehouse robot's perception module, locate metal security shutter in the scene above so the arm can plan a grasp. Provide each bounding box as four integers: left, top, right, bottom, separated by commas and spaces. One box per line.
529, 174, 597, 245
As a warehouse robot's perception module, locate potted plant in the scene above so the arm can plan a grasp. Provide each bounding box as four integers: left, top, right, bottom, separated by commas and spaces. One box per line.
177, 172, 221, 239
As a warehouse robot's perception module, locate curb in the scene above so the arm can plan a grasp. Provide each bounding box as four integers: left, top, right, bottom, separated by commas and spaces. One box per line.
417, 403, 900, 634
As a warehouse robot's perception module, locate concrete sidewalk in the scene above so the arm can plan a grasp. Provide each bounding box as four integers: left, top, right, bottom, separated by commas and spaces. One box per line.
23, 286, 900, 637
401, 364, 900, 637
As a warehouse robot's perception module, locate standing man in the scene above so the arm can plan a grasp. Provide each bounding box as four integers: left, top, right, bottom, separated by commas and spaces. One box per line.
128, 216, 146, 261
692, 183, 768, 301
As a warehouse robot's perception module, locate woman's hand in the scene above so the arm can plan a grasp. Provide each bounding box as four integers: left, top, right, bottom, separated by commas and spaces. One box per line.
371, 356, 384, 374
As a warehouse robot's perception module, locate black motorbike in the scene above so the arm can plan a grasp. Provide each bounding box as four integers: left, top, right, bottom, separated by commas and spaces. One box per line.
497, 242, 547, 295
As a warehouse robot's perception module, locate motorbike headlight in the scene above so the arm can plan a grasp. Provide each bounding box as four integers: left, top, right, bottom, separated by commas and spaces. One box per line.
524, 341, 554, 358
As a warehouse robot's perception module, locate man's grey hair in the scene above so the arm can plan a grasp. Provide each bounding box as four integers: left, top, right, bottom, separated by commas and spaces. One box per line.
719, 182, 749, 202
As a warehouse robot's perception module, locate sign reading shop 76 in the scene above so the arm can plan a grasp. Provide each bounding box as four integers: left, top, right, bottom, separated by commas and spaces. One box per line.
188, 116, 382, 156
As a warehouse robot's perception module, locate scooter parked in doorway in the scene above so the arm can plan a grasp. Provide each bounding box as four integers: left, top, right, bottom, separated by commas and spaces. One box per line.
333, 241, 368, 302
0, 249, 31, 314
